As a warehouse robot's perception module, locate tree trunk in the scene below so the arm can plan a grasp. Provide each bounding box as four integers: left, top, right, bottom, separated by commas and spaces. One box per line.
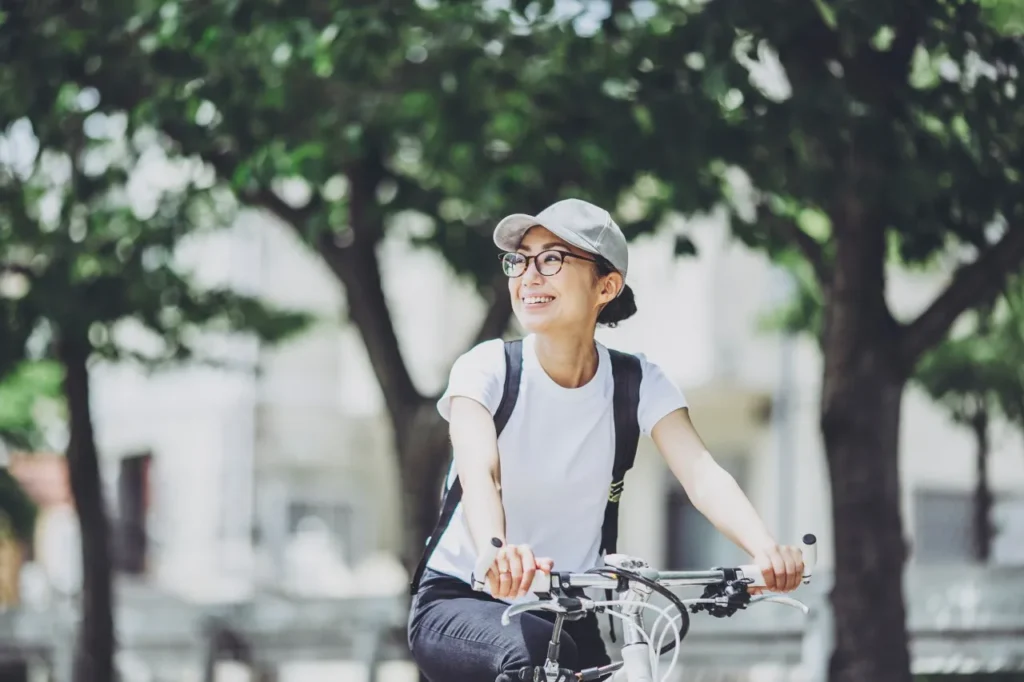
821, 206, 911, 682
59, 339, 116, 682
822, 366, 912, 682
970, 408, 992, 563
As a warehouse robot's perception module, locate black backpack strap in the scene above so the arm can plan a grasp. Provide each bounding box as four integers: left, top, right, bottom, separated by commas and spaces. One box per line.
409, 340, 524, 595
600, 348, 643, 640
600, 349, 643, 556
494, 339, 524, 434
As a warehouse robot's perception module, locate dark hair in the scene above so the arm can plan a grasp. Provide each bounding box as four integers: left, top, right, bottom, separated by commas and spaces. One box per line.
594, 256, 637, 328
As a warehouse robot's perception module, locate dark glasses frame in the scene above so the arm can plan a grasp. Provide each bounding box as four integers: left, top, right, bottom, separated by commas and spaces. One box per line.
500, 249, 599, 278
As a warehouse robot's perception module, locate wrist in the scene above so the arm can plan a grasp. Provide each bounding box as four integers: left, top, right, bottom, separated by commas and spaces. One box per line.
747, 534, 779, 557
474, 534, 506, 556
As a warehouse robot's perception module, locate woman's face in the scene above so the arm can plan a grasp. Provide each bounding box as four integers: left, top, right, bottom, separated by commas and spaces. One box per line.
506, 226, 621, 334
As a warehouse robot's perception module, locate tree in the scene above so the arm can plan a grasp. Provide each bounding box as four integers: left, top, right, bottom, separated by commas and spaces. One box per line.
624, 3, 1024, 680
914, 312, 1004, 562
768, 272, 1023, 563
32, 0, 707, 572
0, 57, 308, 682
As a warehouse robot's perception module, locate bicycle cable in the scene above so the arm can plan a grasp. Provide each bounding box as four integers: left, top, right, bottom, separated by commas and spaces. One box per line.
583, 566, 691, 656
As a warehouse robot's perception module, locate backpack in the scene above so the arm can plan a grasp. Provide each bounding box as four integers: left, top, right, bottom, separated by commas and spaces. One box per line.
409, 339, 643, 599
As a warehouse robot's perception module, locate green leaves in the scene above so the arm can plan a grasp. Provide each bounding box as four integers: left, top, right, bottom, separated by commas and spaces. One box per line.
916, 279, 1024, 431
55, 0, 711, 296
0, 469, 37, 544
0, 5, 312, 384
0, 360, 63, 451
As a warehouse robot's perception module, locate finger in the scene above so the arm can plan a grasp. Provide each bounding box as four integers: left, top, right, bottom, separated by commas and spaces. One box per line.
757, 555, 777, 592
517, 546, 537, 597
496, 548, 513, 598
769, 551, 787, 593
790, 546, 805, 592
508, 545, 525, 595
781, 546, 798, 592
536, 557, 555, 572
487, 566, 499, 595
748, 586, 764, 597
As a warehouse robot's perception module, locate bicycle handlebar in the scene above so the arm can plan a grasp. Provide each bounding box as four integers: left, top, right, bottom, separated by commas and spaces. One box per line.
472, 533, 818, 595
477, 534, 818, 682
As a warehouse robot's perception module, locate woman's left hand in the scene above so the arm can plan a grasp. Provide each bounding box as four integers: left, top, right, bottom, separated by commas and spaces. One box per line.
750, 543, 805, 594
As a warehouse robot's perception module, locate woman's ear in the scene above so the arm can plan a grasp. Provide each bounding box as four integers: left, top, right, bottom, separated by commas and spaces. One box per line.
600, 272, 624, 303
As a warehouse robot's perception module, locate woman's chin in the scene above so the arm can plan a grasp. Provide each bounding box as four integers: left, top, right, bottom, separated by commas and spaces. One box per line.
514, 309, 557, 334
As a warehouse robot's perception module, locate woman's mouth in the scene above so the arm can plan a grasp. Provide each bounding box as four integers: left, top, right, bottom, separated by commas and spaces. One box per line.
522, 295, 555, 308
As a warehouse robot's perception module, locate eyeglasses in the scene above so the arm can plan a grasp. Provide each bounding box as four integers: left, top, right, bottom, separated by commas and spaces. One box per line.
500, 249, 599, 278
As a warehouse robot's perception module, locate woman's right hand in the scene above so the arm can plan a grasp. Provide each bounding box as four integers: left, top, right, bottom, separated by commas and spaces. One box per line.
487, 543, 554, 599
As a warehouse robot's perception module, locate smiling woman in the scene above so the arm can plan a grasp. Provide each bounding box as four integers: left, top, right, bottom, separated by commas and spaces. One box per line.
406, 198, 802, 682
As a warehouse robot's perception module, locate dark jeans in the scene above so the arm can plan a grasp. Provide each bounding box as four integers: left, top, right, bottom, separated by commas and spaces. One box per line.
408, 568, 611, 682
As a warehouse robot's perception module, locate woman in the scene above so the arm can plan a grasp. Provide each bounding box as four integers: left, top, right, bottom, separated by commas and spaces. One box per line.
407, 198, 804, 682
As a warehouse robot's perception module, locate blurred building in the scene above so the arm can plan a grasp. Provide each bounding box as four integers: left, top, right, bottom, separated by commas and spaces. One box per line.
81, 206, 1024, 678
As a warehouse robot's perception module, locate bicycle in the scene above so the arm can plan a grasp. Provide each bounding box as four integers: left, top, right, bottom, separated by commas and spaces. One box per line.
469, 533, 818, 682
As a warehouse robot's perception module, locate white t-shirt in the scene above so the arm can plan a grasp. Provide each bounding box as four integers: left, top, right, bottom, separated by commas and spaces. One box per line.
427, 334, 687, 596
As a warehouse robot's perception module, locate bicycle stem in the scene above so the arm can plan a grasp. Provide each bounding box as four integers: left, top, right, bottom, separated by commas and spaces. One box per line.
542, 613, 567, 679
604, 556, 658, 682
617, 580, 654, 646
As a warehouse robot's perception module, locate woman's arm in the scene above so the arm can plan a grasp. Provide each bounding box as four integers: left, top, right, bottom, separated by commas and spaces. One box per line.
449, 396, 550, 597
651, 407, 804, 592
449, 396, 507, 555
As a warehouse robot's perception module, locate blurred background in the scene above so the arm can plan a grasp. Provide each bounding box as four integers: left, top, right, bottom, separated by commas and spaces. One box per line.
1, 1, 1024, 682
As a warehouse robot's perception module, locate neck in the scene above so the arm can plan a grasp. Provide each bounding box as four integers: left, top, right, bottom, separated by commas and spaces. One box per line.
533, 329, 599, 388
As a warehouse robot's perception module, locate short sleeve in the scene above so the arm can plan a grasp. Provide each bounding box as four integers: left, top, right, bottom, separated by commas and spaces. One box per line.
436, 339, 507, 422
636, 354, 688, 436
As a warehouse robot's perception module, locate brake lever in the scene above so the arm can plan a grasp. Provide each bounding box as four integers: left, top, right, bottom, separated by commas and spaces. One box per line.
501, 597, 594, 626
748, 595, 810, 614
501, 601, 564, 626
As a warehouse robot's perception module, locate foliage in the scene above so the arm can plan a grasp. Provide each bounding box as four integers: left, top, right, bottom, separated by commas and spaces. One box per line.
0, 109, 311, 373
767, 265, 1024, 435
608, 0, 1024, 276
0, 469, 37, 545
984, 276, 1024, 428
0, 360, 63, 451
915, 309, 1018, 427
69, 2, 693, 292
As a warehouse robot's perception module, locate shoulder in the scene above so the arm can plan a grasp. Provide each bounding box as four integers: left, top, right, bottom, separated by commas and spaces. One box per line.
451, 337, 508, 372
633, 352, 665, 378
438, 338, 513, 421
602, 346, 666, 382
601, 346, 688, 434
632, 352, 682, 393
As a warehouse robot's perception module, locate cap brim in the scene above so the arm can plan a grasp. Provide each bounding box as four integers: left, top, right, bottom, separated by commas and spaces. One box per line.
492, 213, 601, 257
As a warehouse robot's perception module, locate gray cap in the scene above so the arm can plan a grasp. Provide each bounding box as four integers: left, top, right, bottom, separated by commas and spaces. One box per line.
492, 198, 629, 279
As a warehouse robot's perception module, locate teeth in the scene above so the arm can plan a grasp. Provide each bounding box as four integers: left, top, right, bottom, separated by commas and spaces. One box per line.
524, 296, 553, 304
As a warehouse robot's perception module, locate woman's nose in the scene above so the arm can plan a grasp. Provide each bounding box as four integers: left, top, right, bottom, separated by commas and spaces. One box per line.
522, 258, 544, 284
